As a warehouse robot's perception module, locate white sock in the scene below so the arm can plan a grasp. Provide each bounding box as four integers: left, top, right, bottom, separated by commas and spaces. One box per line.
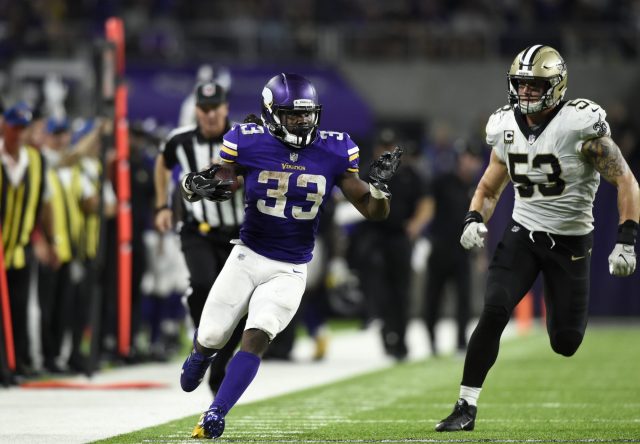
459, 386, 482, 407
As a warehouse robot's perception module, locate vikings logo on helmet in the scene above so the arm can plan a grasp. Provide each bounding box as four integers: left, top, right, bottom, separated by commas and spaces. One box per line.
262, 87, 274, 112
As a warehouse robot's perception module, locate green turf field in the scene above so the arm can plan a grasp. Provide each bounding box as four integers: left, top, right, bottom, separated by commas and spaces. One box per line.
98, 325, 640, 443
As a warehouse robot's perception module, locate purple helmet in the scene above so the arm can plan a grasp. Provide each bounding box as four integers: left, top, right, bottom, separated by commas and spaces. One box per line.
261, 73, 322, 149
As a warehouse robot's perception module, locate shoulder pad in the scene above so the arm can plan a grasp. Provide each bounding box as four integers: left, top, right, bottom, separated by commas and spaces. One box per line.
236, 123, 266, 136
221, 123, 267, 163
561, 99, 610, 140
318, 130, 360, 173
485, 105, 512, 146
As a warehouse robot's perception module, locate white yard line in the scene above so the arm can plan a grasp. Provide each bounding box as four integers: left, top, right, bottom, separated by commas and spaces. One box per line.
0, 319, 507, 444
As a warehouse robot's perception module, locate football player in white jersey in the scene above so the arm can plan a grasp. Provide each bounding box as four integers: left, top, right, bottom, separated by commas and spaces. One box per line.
435, 45, 640, 432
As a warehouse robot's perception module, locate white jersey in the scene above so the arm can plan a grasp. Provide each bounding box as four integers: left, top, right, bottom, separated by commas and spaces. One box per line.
486, 99, 611, 235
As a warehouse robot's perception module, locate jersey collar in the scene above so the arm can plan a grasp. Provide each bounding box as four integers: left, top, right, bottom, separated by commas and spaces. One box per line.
514, 101, 566, 140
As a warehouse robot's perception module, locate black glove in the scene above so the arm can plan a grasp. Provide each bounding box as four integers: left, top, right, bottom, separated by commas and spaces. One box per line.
181, 165, 233, 203
368, 146, 404, 195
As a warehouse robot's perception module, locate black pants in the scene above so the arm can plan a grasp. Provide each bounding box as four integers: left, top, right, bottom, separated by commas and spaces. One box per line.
462, 220, 593, 388
424, 242, 471, 353
355, 229, 413, 359
38, 262, 73, 368
180, 225, 245, 394
7, 266, 31, 374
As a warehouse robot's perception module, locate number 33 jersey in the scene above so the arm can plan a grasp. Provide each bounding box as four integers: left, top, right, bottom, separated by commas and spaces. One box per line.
220, 123, 359, 264
486, 99, 611, 236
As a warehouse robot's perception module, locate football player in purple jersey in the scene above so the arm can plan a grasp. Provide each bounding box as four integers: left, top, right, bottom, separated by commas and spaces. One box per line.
178, 73, 403, 439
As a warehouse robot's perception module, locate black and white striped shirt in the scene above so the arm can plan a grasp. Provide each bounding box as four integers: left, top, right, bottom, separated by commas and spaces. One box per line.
160, 123, 243, 229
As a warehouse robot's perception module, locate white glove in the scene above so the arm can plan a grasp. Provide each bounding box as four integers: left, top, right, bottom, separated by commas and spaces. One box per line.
608, 243, 636, 277
460, 222, 488, 250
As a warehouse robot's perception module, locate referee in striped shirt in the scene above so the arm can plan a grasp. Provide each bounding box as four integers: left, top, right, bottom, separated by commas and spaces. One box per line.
154, 82, 245, 395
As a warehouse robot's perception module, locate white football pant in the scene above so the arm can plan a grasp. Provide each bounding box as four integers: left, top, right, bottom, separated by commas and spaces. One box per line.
197, 244, 307, 349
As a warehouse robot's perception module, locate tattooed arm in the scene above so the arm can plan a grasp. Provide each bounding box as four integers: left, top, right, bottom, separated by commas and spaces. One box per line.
581, 136, 640, 223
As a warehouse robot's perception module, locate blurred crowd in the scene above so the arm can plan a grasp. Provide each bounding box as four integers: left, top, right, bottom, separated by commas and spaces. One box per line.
1, 0, 639, 66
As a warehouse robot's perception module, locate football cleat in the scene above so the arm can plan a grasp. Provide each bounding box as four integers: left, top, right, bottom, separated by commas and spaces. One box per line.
191, 407, 226, 439
312, 334, 329, 361
435, 398, 477, 432
180, 334, 215, 392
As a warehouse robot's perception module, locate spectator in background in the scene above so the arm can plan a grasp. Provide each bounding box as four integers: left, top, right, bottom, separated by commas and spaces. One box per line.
129, 119, 181, 361
39, 117, 99, 374
424, 121, 457, 176
353, 129, 431, 360
0, 103, 55, 378
423, 139, 484, 356
154, 81, 245, 395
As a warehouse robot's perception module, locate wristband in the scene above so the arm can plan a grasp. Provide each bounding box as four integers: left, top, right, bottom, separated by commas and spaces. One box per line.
617, 219, 639, 245
463, 210, 483, 229
369, 182, 390, 200
154, 204, 170, 215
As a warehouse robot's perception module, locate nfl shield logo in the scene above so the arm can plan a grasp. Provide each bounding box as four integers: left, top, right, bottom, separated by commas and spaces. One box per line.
290, 152, 299, 162
528, 134, 536, 144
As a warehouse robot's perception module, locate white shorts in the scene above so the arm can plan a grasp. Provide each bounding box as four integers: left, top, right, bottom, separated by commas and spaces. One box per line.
197, 244, 307, 349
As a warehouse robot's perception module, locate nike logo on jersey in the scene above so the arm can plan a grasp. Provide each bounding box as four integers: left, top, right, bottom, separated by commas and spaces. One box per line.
292, 269, 303, 274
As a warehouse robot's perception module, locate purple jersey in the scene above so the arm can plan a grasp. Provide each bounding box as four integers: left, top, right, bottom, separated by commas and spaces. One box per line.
220, 123, 359, 264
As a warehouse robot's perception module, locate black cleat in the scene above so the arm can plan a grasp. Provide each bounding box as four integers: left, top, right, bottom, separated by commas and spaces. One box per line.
435, 398, 477, 432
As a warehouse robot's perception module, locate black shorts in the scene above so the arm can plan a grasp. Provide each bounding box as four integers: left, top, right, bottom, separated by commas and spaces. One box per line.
486, 220, 593, 336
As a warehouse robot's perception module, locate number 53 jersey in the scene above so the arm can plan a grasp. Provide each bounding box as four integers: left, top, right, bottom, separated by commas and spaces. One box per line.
220, 123, 359, 264
486, 99, 611, 236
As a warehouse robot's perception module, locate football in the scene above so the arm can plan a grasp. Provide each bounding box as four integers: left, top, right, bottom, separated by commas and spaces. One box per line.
214, 164, 241, 192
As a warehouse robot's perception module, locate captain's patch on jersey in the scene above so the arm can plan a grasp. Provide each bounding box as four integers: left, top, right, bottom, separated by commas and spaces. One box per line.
504, 130, 514, 143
